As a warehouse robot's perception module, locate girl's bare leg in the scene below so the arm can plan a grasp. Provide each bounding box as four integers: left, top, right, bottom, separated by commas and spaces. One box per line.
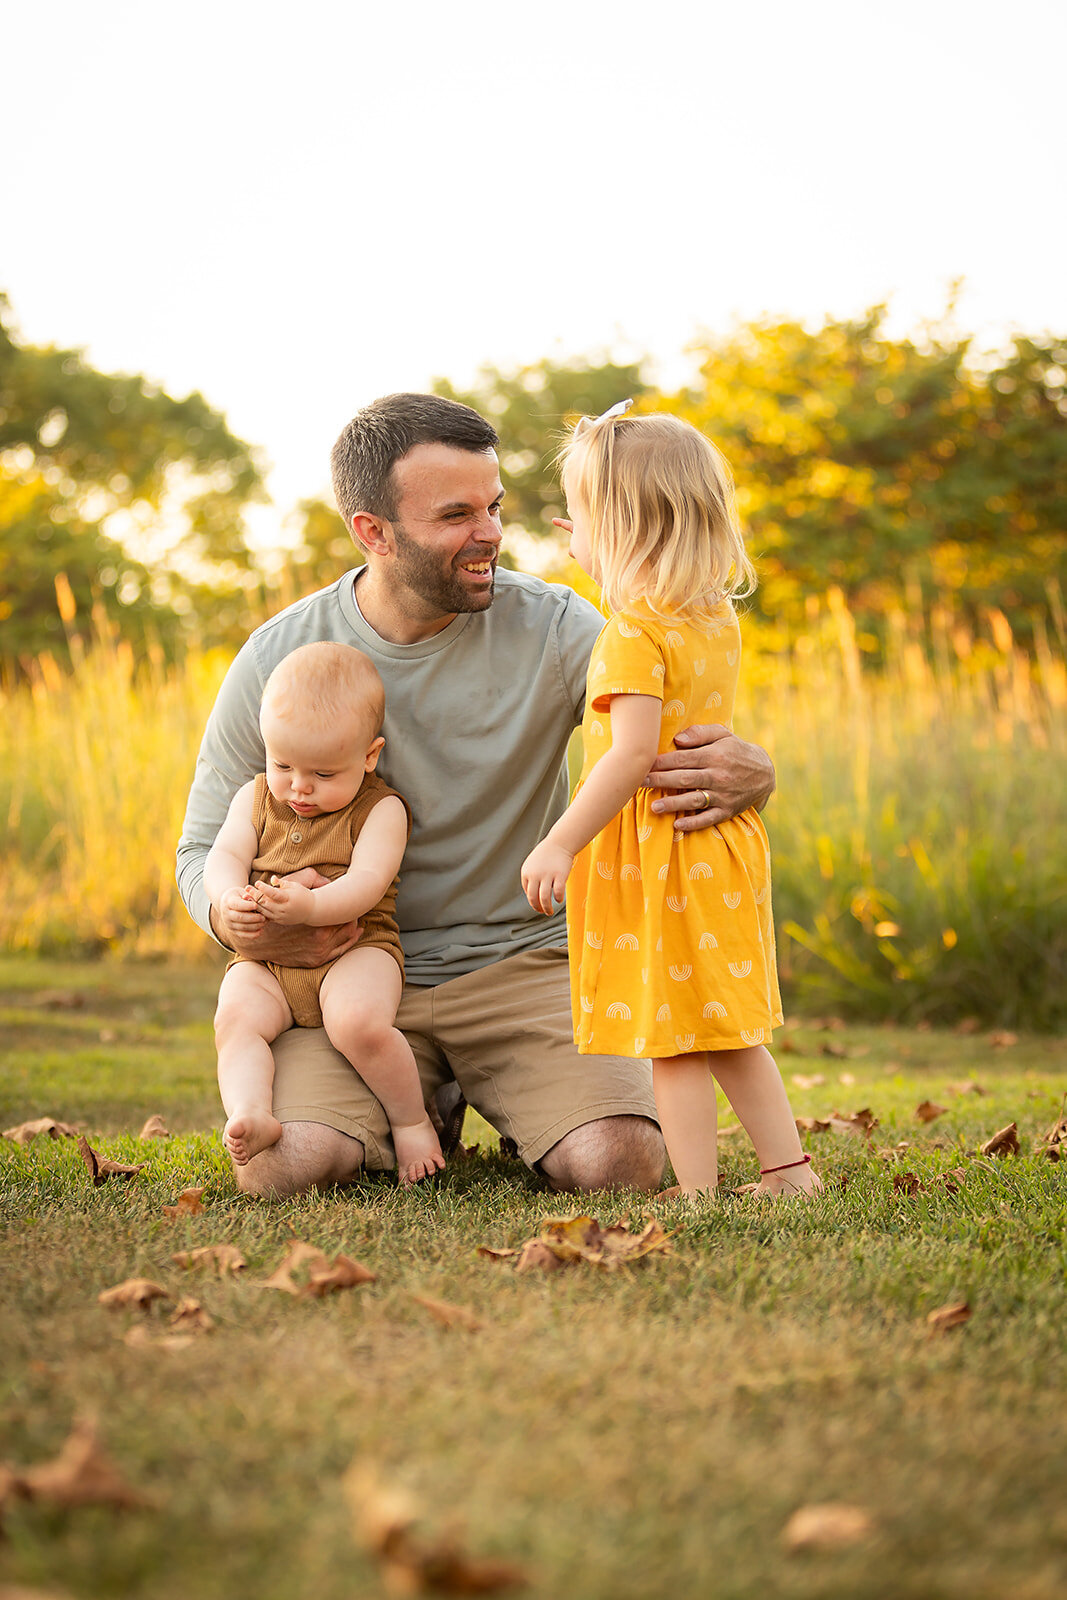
708, 1044, 822, 1197
651, 1052, 720, 1199
320, 947, 444, 1186
214, 963, 290, 1165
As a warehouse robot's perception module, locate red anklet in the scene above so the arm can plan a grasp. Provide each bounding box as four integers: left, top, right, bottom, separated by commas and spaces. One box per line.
760, 1154, 812, 1176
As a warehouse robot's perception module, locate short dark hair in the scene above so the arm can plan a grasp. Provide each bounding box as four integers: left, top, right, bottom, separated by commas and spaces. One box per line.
331, 393, 499, 525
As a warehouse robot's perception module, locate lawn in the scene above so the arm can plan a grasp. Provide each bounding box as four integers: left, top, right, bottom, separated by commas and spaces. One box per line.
1, 956, 1065, 1600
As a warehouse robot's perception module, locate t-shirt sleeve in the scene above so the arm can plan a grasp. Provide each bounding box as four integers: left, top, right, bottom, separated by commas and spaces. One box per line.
588, 615, 665, 711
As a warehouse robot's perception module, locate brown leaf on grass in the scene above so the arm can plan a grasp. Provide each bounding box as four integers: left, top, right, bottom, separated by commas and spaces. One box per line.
122, 1325, 197, 1353
947, 1079, 987, 1097
1039, 1106, 1067, 1161
2, 1117, 80, 1145
6, 1417, 149, 1509
790, 1074, 825, 1090
475, 1245, 517, 1264
411, 1295, 483, 1333
953, 1015, 983, 1035
172, 1244, 247, 1275
168, 1298, 214, 1333
138, 1115, 170, 1139
97, 1278, 172, 1311
76, 1135, 145, 1187
989, 1030, 1019, 1048
828, 1107, 879, 1138
514, 1240, 564, 1275
35, 990, 86, 1012
486, 1215, 675, 1276
161, 1187, 205, 1218
838, 1071, 857, 1086
915, 1101, 948, 1123
345, 1464, 528, 1594
893, 1172, 923, 1195
819, 1041, 850, 1059
795, 1117, 831, 1134
927, 1300, 971, 1335
255, 1240, 376, 1298
0, 1582, 74, 1598
980, 1122, 1020, 1158
782, 1502, 874, 1552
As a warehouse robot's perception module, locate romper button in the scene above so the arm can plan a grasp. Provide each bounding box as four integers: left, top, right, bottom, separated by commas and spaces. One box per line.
291, 829, 303, 843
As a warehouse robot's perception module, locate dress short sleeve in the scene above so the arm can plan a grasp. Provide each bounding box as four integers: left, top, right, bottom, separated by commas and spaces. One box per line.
589, 614, 665, 711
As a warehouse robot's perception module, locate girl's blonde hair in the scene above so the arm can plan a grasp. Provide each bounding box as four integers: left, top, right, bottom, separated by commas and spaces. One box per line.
560, 412, 755, 624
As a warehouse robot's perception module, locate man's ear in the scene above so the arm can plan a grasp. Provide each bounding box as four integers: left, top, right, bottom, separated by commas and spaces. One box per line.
363, 735, 386, 773
351, 512, 390, 555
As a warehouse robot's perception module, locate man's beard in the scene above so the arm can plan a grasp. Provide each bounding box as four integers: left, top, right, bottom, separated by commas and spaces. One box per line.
392, 523, 496, 615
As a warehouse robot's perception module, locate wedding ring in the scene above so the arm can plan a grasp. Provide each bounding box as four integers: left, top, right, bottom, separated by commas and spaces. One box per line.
696, 789, 713, 812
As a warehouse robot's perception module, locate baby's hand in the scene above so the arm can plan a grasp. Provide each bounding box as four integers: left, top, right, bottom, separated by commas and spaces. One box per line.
218, 885, 265, 931
521, 841, 574, 915
253, 875, 315, 925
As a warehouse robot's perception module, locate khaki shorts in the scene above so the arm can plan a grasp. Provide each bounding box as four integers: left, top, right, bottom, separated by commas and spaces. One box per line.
270, 945, 657, 1171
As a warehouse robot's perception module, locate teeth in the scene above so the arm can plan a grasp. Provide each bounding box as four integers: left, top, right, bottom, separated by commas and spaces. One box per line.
463, 562, 492, 574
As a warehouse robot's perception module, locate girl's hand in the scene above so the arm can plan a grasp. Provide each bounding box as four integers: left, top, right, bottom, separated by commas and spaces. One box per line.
521, 841, 574, 915
252, 875, 315, 925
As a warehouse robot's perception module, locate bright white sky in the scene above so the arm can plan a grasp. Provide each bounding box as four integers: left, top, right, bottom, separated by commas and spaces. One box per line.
4, 0, 1065, 548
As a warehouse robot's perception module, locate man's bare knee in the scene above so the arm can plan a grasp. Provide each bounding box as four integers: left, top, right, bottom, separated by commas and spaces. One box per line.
539, 1115, 664, 1194
232, 1121, 365, 1199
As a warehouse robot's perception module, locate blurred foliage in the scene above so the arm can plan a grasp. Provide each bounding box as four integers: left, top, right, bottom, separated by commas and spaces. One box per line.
0, 293, 265, 675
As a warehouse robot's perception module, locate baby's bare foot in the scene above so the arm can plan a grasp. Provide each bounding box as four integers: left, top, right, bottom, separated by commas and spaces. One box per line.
394, 1116, 446, 1188
224, 1110, 283, 1166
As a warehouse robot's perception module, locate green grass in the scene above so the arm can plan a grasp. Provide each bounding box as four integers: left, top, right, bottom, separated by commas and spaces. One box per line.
1, 957, 1065, 1600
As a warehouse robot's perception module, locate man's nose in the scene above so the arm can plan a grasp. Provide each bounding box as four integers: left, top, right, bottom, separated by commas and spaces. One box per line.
476, 516, 502, 545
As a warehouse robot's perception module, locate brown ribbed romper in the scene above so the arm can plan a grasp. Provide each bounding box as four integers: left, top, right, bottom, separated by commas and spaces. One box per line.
231, 771, 409, 1028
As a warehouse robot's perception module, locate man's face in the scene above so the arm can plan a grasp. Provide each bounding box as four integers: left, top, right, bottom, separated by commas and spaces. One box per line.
384, 444, 504, 620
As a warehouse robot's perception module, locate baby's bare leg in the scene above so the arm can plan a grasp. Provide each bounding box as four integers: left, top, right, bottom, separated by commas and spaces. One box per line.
214, 962, 291, 1165
320, 947, 444, 1186
709, 1044, 822, 1197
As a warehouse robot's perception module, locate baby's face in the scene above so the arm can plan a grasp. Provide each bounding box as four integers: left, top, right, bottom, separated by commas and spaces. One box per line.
261, 705, 382, 819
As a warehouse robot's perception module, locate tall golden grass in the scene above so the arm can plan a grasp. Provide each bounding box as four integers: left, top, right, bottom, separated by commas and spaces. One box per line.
2, 579, 1064, 1024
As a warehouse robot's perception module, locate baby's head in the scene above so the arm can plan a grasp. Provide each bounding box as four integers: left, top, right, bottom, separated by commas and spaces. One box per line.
560, 411, 755, 622
259, 643, 386, 817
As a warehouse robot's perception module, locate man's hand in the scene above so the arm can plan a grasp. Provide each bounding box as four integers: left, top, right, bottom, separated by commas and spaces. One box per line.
648, 724, 776, 834
521, 840, 574, 915
211, 869, 363, 967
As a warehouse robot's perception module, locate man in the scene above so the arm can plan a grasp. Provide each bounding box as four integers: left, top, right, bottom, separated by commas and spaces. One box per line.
177, 394, 775, 1198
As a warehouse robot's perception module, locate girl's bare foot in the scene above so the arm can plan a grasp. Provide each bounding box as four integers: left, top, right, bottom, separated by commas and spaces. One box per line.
224, 1109, 283, 1165
754, 1156, 823, 1199
393, 1116, 446, 1187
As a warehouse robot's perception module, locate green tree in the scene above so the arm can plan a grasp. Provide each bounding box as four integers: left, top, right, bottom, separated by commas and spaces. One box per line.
0, 294, 265, 671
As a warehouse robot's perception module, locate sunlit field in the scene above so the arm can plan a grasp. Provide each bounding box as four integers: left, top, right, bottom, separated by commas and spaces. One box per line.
2, 587, 1064, 1029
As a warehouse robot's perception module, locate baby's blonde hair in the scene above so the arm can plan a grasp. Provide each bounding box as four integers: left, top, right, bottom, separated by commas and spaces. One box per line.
261, 642, 385, 738
561, 412, 755, 624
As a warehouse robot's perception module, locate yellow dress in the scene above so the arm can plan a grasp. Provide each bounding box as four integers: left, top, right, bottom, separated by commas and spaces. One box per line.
567, 599, 782, 1059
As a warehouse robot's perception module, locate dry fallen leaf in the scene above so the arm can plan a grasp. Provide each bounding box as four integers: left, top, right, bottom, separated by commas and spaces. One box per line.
168, 1297, 214, 1333
345, 1464, 528, 1594
819, 1041, 850, 1059
782, 1503, 874, 1552
2, 1117, 80, 1145
98, 1279, 172, 1312
411, 1295, 483, 1333
980, 1123, 1020, 1158
790, 1073, 826, 1090
989, 1030, 1018, 1049
1039, 1105, 1067, 1161
926, 1300, 972, 1335
256, 1239, 376, 1298
795, 1117, 831, 1134
35, 990, 86, 1011
947, 1079, 987, 1097
953, 1016, 983, 1035
122, 1325, 197, 1353
172, 1244, 247, 1275
161, 1187, 205, 1218
77, 1135, 145, 1187
484, 1215, 675, 1275
915, 1101, 948, 1123
5, 1418, 149, 1510
838, 1072, 857, 1086
138, 1115, 170, 1139
893, 1171, 923, 1195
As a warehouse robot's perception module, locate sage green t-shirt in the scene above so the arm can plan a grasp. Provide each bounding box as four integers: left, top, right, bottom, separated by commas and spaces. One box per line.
176, 568, 602, 984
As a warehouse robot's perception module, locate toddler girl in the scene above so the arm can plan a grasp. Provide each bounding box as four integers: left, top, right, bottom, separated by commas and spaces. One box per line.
521, 406, 820, 1199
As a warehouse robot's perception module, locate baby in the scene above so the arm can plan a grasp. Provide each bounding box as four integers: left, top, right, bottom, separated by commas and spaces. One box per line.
204, 641, 444, 1185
